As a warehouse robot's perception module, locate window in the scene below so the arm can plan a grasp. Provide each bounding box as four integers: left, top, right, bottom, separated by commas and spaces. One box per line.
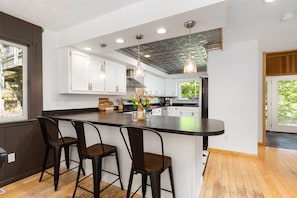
179, 80, 200, 99
0, 39, 28, 122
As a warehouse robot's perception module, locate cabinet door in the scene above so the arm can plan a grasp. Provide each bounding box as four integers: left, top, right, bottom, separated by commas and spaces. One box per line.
165, 79, 177, 96
89, 57, 104, 92
181, 111, 193, 117
70, 51, 90, 91
144, 73, 152, 94
104, 61, 116, 92
156, 77, 165, 96
144, 73, 158, 95
115, 64, 126, 94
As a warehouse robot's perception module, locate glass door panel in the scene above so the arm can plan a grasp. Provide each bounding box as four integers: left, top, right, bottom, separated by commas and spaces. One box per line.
271, 75, 297, 133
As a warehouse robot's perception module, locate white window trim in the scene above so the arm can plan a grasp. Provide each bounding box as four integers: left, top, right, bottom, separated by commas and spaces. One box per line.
0, 39, 28, 123
178, 80, 200, 100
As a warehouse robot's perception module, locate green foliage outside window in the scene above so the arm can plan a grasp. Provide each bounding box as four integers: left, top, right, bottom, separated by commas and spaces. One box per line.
181, 81, 200, 99
278, 80, 297, 126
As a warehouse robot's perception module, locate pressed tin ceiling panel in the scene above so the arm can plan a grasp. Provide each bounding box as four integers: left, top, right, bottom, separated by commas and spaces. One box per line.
117, 28, 222, 74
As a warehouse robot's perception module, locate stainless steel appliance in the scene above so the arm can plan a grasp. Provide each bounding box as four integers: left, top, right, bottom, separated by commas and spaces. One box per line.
200, 77, 208, 150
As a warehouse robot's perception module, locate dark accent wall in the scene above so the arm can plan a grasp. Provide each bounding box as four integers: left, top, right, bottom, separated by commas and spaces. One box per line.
0, 11, 44, 187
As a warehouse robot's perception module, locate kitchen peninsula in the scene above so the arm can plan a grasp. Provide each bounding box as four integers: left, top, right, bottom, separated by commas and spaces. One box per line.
49, 111, 224, 198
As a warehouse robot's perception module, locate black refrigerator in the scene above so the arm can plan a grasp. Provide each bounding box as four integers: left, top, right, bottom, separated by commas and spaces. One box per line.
200, 77, 208, 150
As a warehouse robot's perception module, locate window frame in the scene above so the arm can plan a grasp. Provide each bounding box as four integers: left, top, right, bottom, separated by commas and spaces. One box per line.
0, 39, 28, 123
178, 79, 200, 100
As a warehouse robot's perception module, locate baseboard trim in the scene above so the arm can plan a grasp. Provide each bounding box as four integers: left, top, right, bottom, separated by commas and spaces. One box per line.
208, 148, 258, 159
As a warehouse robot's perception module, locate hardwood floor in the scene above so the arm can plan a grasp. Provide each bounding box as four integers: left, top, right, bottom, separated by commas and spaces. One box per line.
1, 146, 297, 197
0, 167, 141, 198
200, 145, 297, 198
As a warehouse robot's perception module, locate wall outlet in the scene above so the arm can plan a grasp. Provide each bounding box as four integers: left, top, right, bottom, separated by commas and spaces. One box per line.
7, 153, 15, 163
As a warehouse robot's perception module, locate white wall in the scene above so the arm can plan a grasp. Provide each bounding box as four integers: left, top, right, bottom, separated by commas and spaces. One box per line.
207, 40, 259, 155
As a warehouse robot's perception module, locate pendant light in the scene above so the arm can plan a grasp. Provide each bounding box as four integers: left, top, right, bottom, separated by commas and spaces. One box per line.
100, 43, 106, 79
183, 20, 197, 73
135, 34, 144, 77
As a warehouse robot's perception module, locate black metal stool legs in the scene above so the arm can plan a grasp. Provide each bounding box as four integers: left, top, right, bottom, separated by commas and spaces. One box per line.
142, 175, 148, 197
39, 147, 49, 182
54, 146, 62, 191
92, 157, 102, 198
115, 150, 124, 190
126, 168, 134, 198
72, 159, 83, 198
169, 165, 176, 198
64, 145, 70, 169
150, 172, 161, 198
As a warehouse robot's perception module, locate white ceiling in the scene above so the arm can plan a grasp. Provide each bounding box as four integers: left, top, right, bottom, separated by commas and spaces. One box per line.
0, 0, 296, 72
0, 0, 145, 31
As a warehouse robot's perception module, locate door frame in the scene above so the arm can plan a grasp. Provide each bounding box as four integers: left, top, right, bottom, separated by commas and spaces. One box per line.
262, 50, 297, 145
262, 52, 267, 145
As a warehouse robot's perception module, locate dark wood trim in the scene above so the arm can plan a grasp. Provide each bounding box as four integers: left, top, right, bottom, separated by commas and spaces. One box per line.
0, 11, 44, 187
262, 52, 267, 145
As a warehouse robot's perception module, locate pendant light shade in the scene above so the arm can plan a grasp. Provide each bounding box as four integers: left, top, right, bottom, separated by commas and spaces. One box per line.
135, 34, 144, 77
183, 20, 197, 73
184, 52, 197, 73
100, 43, 106, 79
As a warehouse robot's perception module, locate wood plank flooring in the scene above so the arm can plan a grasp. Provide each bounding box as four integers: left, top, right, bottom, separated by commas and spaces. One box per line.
0, 167, 141, 198
1, 145, 297, 197
200, 145, 297, 198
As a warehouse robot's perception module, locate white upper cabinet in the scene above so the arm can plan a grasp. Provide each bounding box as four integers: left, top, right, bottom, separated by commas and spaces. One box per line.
165, 79, 177, 96
89, 56, 104, 92
104, 61, 116, 92
104, 60, 126, 94
115, 63, 127, 93
144, 72, 165, 96
157, 77, 165, 96
58, 48, 126, 95
69, 51, 90, 91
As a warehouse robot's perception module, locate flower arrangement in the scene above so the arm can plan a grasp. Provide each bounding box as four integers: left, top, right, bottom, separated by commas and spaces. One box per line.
130, 88, 154, 111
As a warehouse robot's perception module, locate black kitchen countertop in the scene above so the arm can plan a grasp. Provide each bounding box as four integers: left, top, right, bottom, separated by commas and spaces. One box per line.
49, 111, 224, 136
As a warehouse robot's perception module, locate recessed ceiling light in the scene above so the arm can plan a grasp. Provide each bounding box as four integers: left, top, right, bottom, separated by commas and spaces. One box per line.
157, 28, 167, 34
144, 54, 151, 58
281, 12, 295, 21
116, 38, 125, 43
84, 47, 92, 51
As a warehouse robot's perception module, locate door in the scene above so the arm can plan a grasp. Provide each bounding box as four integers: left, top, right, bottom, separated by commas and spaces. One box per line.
266, 75, 297, 133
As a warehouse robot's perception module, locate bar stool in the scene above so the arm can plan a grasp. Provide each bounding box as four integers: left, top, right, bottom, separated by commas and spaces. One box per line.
71, 120, 123, 198
37, 116, 81, 191
120, 126, 176, 198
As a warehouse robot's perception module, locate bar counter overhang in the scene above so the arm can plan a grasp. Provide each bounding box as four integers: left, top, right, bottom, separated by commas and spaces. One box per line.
49, 111, 224, 198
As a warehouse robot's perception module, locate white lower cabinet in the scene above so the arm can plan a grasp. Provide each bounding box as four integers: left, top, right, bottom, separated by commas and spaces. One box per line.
163, 106, 200, 118
152, 108, 162, 116
58, 48, 126, 95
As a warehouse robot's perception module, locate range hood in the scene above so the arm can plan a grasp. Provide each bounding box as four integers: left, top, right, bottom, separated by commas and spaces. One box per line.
126, 69, 146, 88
